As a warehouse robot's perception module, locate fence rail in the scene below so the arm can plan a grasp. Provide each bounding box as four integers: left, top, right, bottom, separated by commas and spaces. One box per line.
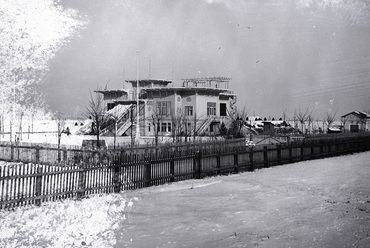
1, 134, 370, 210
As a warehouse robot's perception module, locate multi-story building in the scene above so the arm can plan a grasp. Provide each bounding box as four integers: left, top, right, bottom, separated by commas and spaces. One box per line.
96, 77, 237, 138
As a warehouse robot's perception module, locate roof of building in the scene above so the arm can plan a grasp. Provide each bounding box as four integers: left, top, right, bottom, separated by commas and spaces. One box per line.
181, 77, 231, 83
125, 79, 172, 87
341, 111, 370, 119
142, 86, 235, 95
95, 89, 128, 95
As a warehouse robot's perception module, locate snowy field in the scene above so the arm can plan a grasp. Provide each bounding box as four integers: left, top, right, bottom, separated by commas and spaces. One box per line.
116, 151, 370, 248
1, 151, 370, 247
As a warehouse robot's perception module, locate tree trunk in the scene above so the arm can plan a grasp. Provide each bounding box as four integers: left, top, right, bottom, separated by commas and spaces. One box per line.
57, 134, 61, 162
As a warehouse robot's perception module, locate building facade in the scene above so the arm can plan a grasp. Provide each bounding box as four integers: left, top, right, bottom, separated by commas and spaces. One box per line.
341, 111, 370, 132
96, 77, 237, 138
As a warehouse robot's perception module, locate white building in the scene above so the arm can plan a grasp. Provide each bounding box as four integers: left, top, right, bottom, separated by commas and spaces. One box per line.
96, 77, 237, 139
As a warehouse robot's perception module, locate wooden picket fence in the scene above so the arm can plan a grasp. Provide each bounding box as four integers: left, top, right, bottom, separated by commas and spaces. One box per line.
1, 134, 370, 210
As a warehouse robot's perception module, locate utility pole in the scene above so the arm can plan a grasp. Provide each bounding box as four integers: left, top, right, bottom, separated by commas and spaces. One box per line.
149, 55, 151, 78
135, 49, 140, 144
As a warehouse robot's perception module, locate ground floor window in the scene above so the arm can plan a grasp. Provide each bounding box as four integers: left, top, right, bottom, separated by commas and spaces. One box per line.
159, 122, 172, 133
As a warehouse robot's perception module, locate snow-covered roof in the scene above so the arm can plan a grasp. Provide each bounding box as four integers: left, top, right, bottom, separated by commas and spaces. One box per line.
341, 111, 370, 119
106, 104, 131, 119
95, 89, 129, 95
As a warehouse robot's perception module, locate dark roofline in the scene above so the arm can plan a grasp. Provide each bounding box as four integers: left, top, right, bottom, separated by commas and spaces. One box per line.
142, 86, 235, 95
125, 79, 172, 86
95, 89, 128, 94
341, 111, 370, 119
181, 77, 231, 83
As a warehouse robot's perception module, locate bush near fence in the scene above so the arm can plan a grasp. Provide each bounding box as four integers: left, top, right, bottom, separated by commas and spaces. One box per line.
1, 134, 370, 210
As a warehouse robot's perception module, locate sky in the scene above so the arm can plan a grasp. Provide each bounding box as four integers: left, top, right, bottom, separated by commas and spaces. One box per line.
42, 0, 370, 119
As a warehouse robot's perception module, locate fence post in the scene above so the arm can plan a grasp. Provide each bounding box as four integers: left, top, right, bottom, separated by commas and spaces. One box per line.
63, 149, 67, 162
263, 146, 268, 168
277, 145, 282, 165
77, 163, 86, 199
216, 155, 221, 175
57, 148, 61, 163
300, 144, 304, 161
113, 157, 121, 193
249, 148, 254, 171
289, 144, 293, 163
310, 142, 315, 159
234, 151, 239, 173
10, 145, 14, 161
198, 151, 202, 178
170, 155, 175, 183
193, 151, 202, 179
35, 146, 40, 164
35, 166, 43, 206
17, 146, 20, 161
319, 142, 324, 158
144, 161, 151, 187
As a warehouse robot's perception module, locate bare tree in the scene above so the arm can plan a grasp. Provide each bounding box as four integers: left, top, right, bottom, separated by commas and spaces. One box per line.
170, 110, 184, 142
55, 112, 69, 162
295, 108, 310, 134
85, 89, 108, 148
191, 110, 206, 142
324, 110, 338, 131
17, 110, 24, 142
148, 109, 164, 146
218, 122, 228, 139
192, 111, 198, 141
341, 115, 350, 132
182, 117, 191, 142
227, 106, 250, 138
307, 111, 315, 135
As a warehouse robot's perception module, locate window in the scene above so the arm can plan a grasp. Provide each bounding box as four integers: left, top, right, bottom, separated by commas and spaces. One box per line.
156, 101, 171, 116
107, 103, 115, 111
220, 103, 227, 116
148, 123, 151, 132
207, 102, 216, 116
185, 106, 193, 116
159, 122, 172, 133
161, 122, 167, 132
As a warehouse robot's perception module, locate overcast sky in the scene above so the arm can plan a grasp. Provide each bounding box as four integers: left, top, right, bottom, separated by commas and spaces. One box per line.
43, 0, 370, 119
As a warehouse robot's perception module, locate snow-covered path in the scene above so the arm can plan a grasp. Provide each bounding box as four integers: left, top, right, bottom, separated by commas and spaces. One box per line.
115, 152, 370, 248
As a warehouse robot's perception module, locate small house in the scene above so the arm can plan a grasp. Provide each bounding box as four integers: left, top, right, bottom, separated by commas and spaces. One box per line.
341, 111, 370, 132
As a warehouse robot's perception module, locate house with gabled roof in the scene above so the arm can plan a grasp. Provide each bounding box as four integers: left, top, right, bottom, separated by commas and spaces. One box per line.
341, 111, 370, 132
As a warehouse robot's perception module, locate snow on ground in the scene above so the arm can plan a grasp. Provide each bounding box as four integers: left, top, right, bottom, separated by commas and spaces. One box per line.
0, 194, 136, 248
1, 152, 370, 248
115, 152, 370, 248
